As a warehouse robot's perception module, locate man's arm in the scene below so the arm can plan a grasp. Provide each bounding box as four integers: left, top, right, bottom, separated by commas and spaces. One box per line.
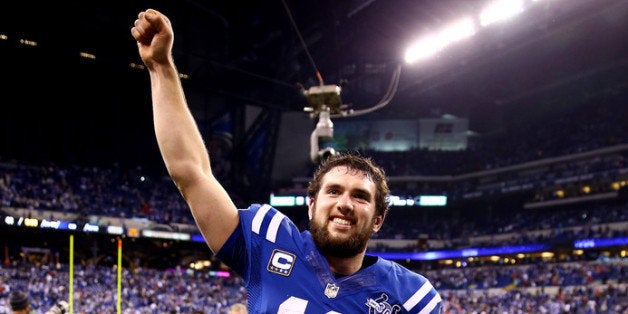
131, 9, 239, 253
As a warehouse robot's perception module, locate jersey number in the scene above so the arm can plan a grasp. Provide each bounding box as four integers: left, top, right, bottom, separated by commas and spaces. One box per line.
278, 296, 340, 314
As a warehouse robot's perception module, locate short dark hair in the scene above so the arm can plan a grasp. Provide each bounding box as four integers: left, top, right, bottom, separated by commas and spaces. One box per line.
307, 152, 390, 218
10, 290, 30, 311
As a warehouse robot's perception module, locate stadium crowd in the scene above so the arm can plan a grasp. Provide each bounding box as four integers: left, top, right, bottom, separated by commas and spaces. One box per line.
0, 262, 246, 313
365, 92, 626, 177
1, 145, 624, 248
0, 258, 625, 313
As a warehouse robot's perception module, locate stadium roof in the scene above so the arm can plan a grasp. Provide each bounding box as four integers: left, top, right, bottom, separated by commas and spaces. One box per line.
1, 0, 627, 169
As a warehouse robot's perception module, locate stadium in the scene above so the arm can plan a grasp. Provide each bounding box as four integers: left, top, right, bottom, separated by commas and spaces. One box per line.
1, 0, 627, 313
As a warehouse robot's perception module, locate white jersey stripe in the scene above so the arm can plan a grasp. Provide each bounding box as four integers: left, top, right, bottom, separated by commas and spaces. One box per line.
418, 293, 441, 314
252, 204, 272, 235
266, 211, 286, 243
403, 281, 432, 311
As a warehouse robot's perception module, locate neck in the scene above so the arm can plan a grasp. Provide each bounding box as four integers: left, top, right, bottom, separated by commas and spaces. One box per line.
327, 252, 365, 276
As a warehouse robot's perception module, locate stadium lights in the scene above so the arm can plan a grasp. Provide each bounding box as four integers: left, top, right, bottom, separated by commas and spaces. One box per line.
405, 18, 476, 63
404, 0, 538, 64
479, 0, 525, 27
370, 243, 551, 261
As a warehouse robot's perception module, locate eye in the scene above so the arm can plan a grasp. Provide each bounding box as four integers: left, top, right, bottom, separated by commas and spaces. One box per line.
327, 187, 340, 195
353, 192, 370, 202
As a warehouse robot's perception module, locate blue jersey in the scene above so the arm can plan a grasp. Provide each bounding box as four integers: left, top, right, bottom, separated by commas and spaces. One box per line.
216, 204, 442, 314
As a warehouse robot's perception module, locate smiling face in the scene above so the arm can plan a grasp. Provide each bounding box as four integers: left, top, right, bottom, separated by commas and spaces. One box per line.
308, 165, 384, 258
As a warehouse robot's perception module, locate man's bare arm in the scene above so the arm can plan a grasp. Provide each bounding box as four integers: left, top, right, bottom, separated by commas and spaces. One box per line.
131, 9, 239, 253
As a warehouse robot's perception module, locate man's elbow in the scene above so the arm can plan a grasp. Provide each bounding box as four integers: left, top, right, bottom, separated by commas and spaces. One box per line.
166, 161, 208, 189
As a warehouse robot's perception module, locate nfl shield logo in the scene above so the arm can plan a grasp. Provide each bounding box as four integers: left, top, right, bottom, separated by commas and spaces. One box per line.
324, 283, 339, 298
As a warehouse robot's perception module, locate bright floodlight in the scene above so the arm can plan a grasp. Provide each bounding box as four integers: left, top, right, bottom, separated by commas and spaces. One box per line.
440, 18, 476, 45
479, 0, 524, 27
405, 35, 442, 63
405, 17, 476, 64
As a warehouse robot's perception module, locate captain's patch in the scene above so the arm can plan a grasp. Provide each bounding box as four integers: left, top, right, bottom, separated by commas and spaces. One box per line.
267, 249, 296, 276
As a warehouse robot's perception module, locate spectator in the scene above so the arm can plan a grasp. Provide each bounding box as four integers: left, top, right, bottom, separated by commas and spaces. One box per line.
229, 302, 248, 314
9, 291, 31, 314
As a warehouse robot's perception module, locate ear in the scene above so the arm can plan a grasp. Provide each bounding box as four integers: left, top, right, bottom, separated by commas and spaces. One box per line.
372, 215, 384, 232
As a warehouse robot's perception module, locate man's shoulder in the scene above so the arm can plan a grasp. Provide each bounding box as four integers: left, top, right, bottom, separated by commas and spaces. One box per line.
238, 204, 303, 243
373, 256, 431, 281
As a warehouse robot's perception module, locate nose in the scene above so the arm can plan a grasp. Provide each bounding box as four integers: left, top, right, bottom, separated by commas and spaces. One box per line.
336, 193, 354, 212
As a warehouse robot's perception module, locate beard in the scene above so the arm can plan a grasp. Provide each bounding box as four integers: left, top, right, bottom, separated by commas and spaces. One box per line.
309, 217, 374, 258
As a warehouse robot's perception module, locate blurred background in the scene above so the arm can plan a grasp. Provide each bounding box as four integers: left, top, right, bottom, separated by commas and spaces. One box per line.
0, 0, 627, 313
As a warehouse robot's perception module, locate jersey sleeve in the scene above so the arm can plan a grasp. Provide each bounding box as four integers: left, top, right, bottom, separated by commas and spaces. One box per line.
389, 260, 442, 314
214, 203, 299, 285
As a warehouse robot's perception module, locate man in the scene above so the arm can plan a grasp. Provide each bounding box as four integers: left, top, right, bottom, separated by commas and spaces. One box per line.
9, 291, 31, 314
229, 303, 248, 314
9, 290, 69, 314
131, 9, 441, 313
